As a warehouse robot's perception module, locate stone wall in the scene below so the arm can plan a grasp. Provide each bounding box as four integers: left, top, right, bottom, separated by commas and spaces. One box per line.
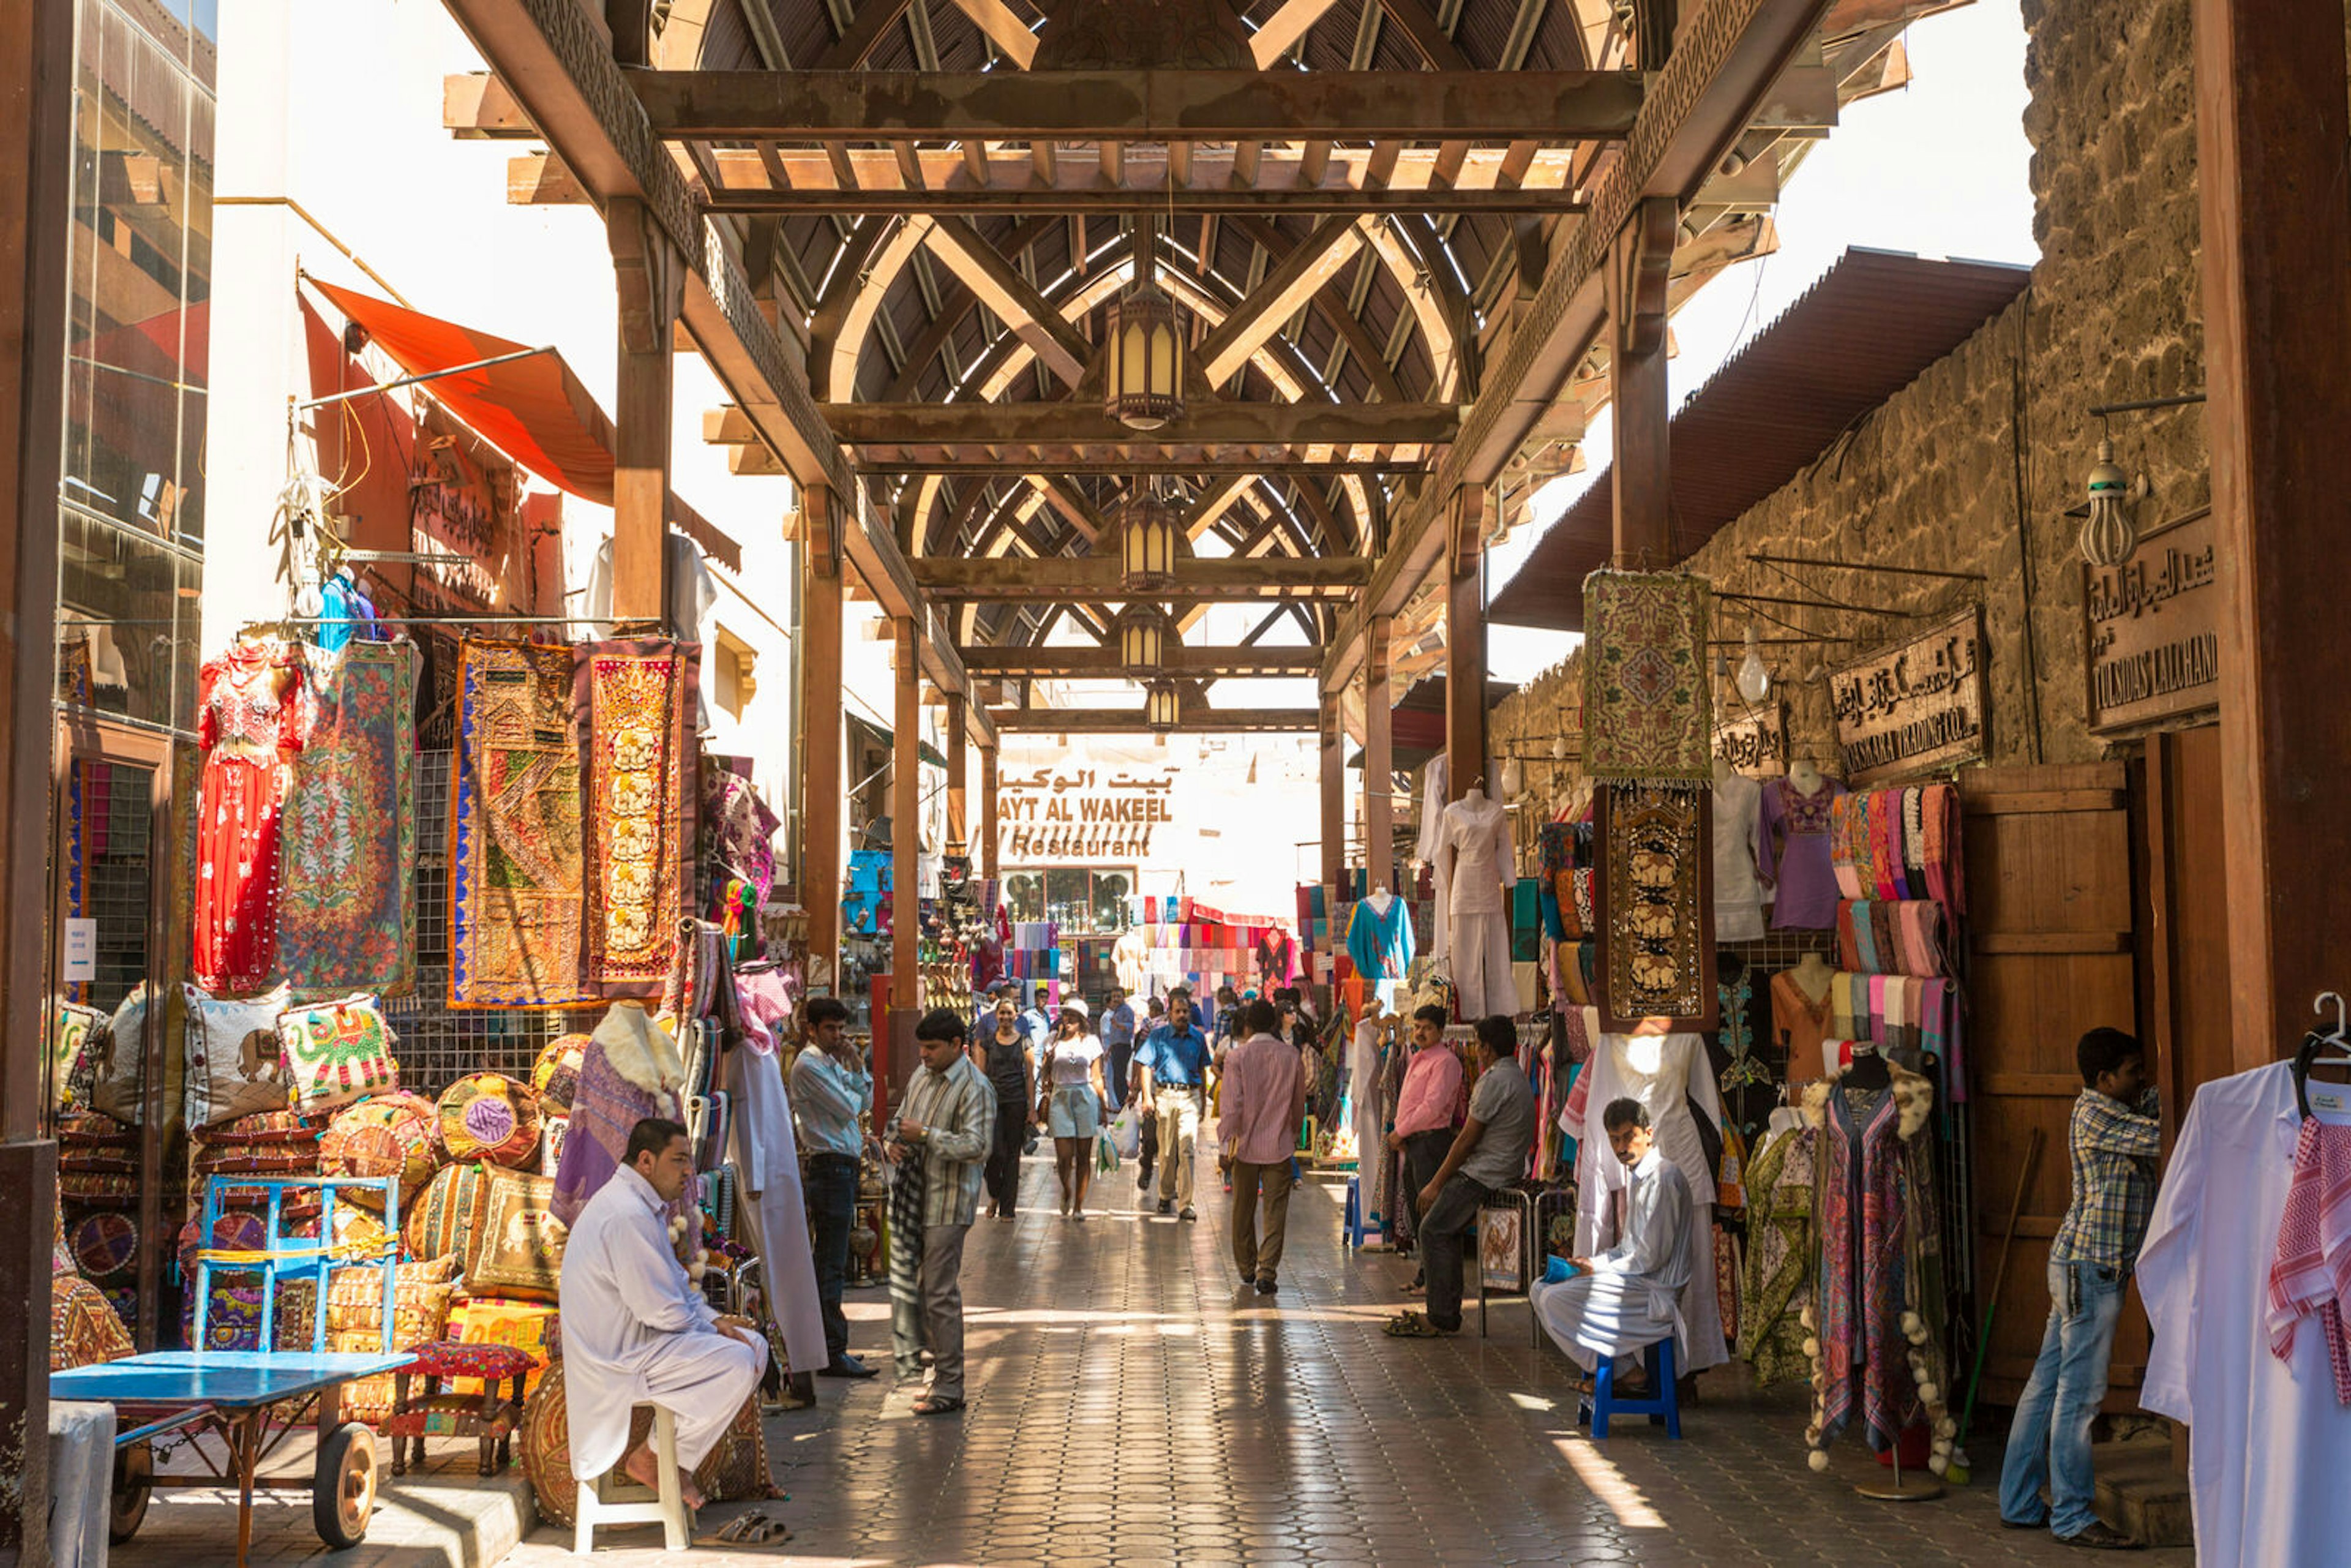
1491, 0, 2212, 781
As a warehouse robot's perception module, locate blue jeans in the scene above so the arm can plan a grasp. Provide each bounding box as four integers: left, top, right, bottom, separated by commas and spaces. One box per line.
2000, 1258, 2127, 1536
805, 1152, 860, 1362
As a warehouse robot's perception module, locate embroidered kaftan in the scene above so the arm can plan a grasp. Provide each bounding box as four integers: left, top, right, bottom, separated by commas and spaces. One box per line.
1757, 776, 1848, 930
193, 644, 304, 993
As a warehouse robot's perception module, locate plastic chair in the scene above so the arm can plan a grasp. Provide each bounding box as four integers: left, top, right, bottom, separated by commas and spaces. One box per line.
573, 1405, 689, 1554
1585, 1337, 1681, 1441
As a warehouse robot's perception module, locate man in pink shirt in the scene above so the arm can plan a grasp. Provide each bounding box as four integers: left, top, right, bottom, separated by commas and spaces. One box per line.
1220, 998, 1307, 1296
1386, 1005, 1462, 1290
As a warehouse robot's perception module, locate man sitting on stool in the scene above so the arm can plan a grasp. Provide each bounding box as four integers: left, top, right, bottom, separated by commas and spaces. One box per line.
1384, 1015, 1537, 1338
1533, 1098, 1698, 1395
561, 1116, 767, 1509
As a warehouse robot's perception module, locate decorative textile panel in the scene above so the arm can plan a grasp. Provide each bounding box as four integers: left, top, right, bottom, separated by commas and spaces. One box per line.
50, 1277, 135, 1371
1594, 783, 1718, 1030
464, 1167, 569, 1302
1581, 570, 1714, 784
451, 639, 588, 1008
276, 994, 400, 1112
404, 1161, 490, 1264
182, 983, 293, 1128
279, 639, 419, 996
89, 985, 150, 1125
576, 639, 699, 995
50, 1002, 105, 1113
437, 1073, 544, 1168
65, 1214, 138, 1285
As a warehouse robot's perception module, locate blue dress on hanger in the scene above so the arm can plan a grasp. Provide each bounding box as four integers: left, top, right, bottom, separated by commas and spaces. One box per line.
1345, 894, 1415, 985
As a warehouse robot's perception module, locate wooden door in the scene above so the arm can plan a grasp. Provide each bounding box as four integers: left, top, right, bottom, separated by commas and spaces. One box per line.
2140, 726, 2235, 1106
1960, 762, 2143, 1407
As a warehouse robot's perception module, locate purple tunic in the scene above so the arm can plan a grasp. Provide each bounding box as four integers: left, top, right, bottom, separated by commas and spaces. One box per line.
1757, 777, 1848, 930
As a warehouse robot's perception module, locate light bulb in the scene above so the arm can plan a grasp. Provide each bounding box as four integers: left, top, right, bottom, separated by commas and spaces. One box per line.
1551, 735, 1568, 761
1736, 628, 1771, 705
1499, 756, 1524, 797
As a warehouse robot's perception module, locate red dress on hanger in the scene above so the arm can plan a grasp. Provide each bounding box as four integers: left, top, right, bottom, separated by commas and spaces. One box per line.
193, 643, 304, 994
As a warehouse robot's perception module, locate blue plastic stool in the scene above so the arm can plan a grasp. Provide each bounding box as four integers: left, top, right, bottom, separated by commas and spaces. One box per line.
1343, 1177, 1382, 1248
1586, 1337, 1681, 1439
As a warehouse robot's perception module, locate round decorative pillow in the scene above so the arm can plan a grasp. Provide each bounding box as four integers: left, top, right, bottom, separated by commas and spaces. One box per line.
519, 1362, 770, 1529
320, 1091, 443, 1209
66, 1212, 138, 1285
437, 1073, 543, 1168
531, 1034, 591, 1114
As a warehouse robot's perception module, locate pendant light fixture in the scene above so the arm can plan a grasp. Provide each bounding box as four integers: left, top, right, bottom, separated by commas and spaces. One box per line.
1104, 214, 1186, 430
1144, 678, 1181, 730
1118, 604, 1169, 670
2078, 436, 2139, 567
1120, 482, 1179, 592
1736, 626, 1772, 705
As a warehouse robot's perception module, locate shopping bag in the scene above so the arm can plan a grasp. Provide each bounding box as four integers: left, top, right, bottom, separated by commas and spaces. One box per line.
1106, 1106, 1141, 1160
1095, 1131, 1117, 1174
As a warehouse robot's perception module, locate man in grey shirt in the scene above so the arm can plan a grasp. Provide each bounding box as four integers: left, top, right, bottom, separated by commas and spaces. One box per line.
1384, 1014, 1537, 1339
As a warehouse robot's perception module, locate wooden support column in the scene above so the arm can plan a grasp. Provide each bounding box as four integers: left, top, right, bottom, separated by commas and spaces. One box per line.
980, 744, 999, 879
890, 617, 922, 1101
607, 197, 682, 623
1363, 615, 1394, 887
1608, 196, 1678, 570
800, 487, 846, 994
2193, 0, 2351, 1067
946, 691, 969, 854
0, 0, 72, 1549
1320, 692, 1347, 885
1445, 487, 1488, 800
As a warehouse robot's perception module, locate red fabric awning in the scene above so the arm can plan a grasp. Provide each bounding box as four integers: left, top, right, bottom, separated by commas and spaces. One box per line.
306, 278, 617, 505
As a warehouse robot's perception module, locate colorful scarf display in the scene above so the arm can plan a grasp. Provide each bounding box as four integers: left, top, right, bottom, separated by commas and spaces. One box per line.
1581, 569, 1714, 783
279, 640, 419, 996
1830, 784, 1965, 919
1595, 782, 1716, 1028
451, 639, 588, 1008
578, 639, 699, 996
1835, 899, 1949, 979
1739, 1127, 1818, 1388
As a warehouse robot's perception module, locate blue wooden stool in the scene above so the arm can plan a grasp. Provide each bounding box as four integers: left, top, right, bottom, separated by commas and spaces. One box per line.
1585, 1338, 1681, 1439
1343, 1177, 1378, 1248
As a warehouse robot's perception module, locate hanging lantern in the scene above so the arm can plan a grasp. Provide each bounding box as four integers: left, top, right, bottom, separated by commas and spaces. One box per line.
1120, 489, 1179, 591
2078, 437, 2138, 567
1103, 277, 1186, 430
1551, 735, 1569, 762
1736, 626, 1772, 705
1499, 756, 1524, 797
1118, 606, 1169, 669
1144, 679, 1181, 730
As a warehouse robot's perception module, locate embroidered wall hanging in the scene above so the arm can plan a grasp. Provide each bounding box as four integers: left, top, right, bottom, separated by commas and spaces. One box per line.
576, 639, 699, 996
1595, 782, 1719, 1030
451, 639, 588, 1007
1581, 570, 1714, 783
280, 639, 419, 997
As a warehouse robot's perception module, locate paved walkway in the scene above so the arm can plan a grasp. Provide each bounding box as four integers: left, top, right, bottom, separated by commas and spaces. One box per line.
507, 1150, 2193, 1567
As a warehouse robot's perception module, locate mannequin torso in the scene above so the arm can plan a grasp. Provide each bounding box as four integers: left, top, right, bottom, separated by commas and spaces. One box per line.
1791, 951, 1834, 1004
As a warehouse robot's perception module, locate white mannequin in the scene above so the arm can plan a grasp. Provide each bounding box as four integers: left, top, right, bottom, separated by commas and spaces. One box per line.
1436, 782, 1515, 1016
1367, 885, 1395, 912
1712, 756, 1737, 787
1790, 950, 1834, 1002
1788, 759, 1826, 795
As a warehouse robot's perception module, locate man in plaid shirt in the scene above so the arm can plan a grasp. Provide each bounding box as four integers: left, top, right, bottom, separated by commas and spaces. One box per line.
2000, 1027, 2161, 1550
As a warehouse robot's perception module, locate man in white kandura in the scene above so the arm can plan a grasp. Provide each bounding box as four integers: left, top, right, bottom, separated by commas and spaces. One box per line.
1533, 1098, 1698, 1392
561, 1116, 767, 1508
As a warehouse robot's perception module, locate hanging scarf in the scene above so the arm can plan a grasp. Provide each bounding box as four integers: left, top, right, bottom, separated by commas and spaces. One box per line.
2267, 1117, 2351, 1405
1816, 1082, 1910, 1452
887, 1149, 928, 1327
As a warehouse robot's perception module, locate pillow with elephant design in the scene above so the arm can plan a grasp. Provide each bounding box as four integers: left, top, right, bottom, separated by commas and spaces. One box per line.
463, 1167, 569, 1302
182, 983, 293, 1128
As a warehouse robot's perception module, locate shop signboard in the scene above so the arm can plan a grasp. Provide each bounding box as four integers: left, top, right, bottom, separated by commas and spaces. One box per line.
2083, 508, 2220, 733
1712, 700, 1787, 778
1828, 606, 1987, 784
998, 761, 1180, 864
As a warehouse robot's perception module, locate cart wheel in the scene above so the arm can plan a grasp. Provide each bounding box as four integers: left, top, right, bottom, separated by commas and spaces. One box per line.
312, 1422, 378, 1550
108, 1441, 151, 1544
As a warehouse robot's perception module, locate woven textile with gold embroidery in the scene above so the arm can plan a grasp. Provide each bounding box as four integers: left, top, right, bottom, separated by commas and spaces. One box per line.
576, 639, 699, 996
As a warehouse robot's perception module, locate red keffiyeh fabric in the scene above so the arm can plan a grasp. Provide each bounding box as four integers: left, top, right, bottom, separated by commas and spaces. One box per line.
2268, 1117, 2351, 1403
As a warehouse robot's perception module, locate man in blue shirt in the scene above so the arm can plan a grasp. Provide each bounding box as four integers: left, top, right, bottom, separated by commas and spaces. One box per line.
789, 997, 877, 1378
1132, 988, 1217, 1220
1098, 985, 1138, 1114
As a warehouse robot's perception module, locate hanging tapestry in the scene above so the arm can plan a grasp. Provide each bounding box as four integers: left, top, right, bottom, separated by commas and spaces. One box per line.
1581, 570, 1713, 783
451, 639, 588, 1008
576, 639, 699, 996
1594, 782, 1717, 1030
193, 642, 306, 994
280, 639, 419, 997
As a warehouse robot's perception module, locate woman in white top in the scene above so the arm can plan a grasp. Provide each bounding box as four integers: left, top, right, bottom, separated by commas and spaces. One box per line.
1039, 1000, 1108, 1219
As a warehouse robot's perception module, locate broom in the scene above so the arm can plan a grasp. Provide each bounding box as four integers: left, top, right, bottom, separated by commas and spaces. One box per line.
1949, 1126, 2042, 1485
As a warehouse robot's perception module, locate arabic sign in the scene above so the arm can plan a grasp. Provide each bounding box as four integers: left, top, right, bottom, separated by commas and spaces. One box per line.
998, 762, 1180, 863
1713, 701, 1787, 778
2085, 509, 2219, 733
1828, 606, 1987, 784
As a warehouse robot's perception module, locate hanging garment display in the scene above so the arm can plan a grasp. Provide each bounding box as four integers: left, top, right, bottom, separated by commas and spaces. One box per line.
1595, 782, 1716, 1029
1436, 793, 1515, 1018
1569, 1029, 1731, 1373
1344, 893, 1415, 991
577, 638, 699, 996
1580, 569, 1714, 783
1714, 956, 1777, 1142
1349, 1013, 1390, 1229
193, 641, 304, 994
1738, 1124, 1818, 1388
2140, 1061, 2351, 1567
1758, 774, 1848, 930
718, 962, 828, 1378
1711, 771, 1768, 942
1771, 964, 1837, 1091
705, 768, 782, 915
550, 1003, 688, 1230
279, 639, 419, 997
1802, 1060, 1953, 1465
1415, 756, 1450, 961
451, 639, 588, 1008
1828, 784, 1968, 916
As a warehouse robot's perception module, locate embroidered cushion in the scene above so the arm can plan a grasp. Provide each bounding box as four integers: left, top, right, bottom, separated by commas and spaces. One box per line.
539, 1114, 569, 1177
404, 1339, 534, 1381
58, 1170, 139, 1206
531, 1034, 591, 1114
463, 1167, 568, 1302
195, 1106, 333, 1147
276, 994, 399, 1112
518, 1364, 768, 1528
89, 983, 151, 1123
184, 983, 294, 1127
443, 1298, 560, 1399
403, 1161, 490, 1264
50, 1001, 107, 1112
436, 1073, 542, 1168
324, 1254, 459, 1346
320, 1092, 443, 1209
54, 1111, 135, 1149
50, 1276, 134, 1371
66, 1212, 139, 1285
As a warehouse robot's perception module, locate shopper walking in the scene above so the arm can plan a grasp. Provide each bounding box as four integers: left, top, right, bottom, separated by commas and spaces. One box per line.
1134, 997, 1167, 1195
1385, 1015, 1537, 1340
1221, 999, 1306, 1295
1133, 988, 1216, 1219
1386, 1004, 1462, 1291
1099, 985, 1138, 1113
885, 1009, 996, 1415
789, 997, 877, 1378
1041, 1000, 1108, 1219
974, 996, 1035, 1220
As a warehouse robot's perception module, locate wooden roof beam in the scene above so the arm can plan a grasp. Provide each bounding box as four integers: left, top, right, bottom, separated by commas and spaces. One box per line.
1249, 0, 1347, 65
921, 215, 1091, 386
915, 555, 1368, 599
988, 706, 1319, 734
633, 70, 1649, 142
801, 400, 1461, 446
1198, 219, 1367, 384
943, 0, 1041, 69
959, 647, 1325, 677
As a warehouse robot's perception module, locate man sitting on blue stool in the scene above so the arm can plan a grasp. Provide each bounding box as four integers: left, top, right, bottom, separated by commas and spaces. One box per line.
1534, 1098, 1698, 1397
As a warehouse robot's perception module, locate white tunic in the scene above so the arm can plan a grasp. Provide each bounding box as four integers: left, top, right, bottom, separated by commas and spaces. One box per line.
1711, 773, 1768, 943
2138, 1061, 2351, 1568
1535, 1147, 1698, 1369
1437, 795, 1515, 915
726, 1045, 831, 1377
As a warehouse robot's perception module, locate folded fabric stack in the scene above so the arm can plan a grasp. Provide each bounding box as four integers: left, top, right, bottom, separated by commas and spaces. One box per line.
1834, 899, 1950, 979
1820, 973, 1967, 1102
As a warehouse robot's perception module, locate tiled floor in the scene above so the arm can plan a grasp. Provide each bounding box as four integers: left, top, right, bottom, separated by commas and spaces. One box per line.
504, 1151, 2194, 1567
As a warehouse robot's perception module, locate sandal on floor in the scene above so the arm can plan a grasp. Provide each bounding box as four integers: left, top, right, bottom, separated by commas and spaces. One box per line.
696, 1510, 792, 1547
1383, 1311, 1447, 1339
912, 1395, 967, 1416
